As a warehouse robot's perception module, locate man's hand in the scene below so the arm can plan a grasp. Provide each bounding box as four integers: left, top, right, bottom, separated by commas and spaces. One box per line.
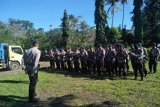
30, 73, 35, 76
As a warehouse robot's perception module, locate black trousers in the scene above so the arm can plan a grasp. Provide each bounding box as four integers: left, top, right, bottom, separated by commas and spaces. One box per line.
142, 60, 147, 76
28, 72, 38, 101
81, 60, 87, 73
61, 61, 67, 70
87, 60, 93, 74
56, 60, 61, 70
118, 62, 127, 77
67, 60, 73, 72
74, 60, 80, 72
96, 60, 104, 75
149, 59, 157, 73
134, 61, 143, 80
50, 59, 55, 69
105, 61, 115, 76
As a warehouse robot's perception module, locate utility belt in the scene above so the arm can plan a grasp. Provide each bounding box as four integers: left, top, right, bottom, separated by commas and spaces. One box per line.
67, 58, 73, 61
118, 59, 126, 64
134, 59, 142, 64
105, 58, 115, 62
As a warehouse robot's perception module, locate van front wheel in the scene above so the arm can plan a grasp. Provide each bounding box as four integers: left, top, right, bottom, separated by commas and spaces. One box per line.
9, 62, 20, 70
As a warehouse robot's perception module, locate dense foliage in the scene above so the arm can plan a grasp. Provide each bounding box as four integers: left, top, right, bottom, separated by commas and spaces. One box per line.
95, 0, 108, 45
132, 0, 143, 43
61, 9, 70, 48
143, 0, 160, 43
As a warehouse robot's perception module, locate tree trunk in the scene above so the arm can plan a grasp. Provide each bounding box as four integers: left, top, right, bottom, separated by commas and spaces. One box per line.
122, 4, 125, 29
112, 13, 114, 27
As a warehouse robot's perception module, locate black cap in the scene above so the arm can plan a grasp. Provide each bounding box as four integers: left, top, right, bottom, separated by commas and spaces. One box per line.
138, 43, 142, 47
134, 44, 139, 49
152, 43, 156, 47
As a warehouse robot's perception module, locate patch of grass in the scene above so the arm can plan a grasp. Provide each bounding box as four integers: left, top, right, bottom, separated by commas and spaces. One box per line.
0, 62, 160, 107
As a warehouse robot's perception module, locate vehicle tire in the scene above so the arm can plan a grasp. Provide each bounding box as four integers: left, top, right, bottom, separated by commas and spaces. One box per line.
9, 62, 20, 70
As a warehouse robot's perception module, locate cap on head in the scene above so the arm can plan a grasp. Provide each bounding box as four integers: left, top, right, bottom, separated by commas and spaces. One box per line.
152, 43, 156, 47
138, 43, 142, 47
134, 44, 139, 49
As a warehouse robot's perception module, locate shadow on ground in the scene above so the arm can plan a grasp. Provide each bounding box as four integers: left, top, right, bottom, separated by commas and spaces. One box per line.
0, 95, 35, 107
40, 67, 136, 81
0, 94, 120, 107
0, 80, 28, 84
40, 94, 120, 107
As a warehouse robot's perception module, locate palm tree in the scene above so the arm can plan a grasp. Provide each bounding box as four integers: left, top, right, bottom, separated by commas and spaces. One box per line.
120, 0, 129, 29
106, 0, 119, 27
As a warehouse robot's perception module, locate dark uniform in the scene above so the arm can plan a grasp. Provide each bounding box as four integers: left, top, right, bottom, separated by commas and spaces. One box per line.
132, 44, 144, 80
73, 49, 81, 73
130, 45, 135, 73
149, 44, 160, 73
104, 45, 116, 77
80, 48, 88, 74
138, 43, 148, 76
66, 49, 73, 72
55, 49, 61, 70
49, 49, 55, 69
95, 45, 105, 75
116, 45, 128, 78
87, 48, 95, 74
60, 49, 67, 70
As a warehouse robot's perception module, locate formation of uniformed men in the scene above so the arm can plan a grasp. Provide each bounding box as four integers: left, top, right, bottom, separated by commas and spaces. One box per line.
43, 43, 160, 81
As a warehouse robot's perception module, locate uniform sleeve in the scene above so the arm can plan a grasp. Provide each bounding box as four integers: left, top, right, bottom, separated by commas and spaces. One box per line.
22, 51, 27, 66
157, 48, 160, 57
33, 51, 41, 72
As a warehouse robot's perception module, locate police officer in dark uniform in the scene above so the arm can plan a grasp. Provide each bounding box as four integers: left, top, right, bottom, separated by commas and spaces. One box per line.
49, 49, 55, 70
138, 43, 148, 76
131, 44, 144, 80
66, 48, 74, 72
87, 47, 95, 74
73, 49, 81, 73
149, 43, 160, 74
129, 44, 136, 73
116, 44, 128, 78
95, 44, 105, 75
104, 45, 116, 77
60, 49, 67, 70
80, 47, 88, 74
55, 49, 61, 70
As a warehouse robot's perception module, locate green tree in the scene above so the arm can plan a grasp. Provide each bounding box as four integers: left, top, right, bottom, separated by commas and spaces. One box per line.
132, 0, 143, 43
67, 15, 95, 48
47, 28, 63, 48
61, 9, 69, 48
95, 0, 108, 46
107, 27, 121, 43
143, 0, 160, 43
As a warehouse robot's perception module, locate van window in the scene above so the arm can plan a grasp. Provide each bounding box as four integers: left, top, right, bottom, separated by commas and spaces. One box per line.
12, 47, 23, 55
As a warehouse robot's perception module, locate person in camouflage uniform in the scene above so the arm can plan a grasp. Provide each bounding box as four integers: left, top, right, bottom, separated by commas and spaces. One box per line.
80, 47, 88, 74
55, 49, 61, 70
87, 47, 95, 74
149, 43, 160, 74
116, 44, 128, 78
73, 49, 81, 73
95, 45, 105, 75
104, 45, 116, 77
66, 48, 74, 72
131, 44, 144, 80
60, 49, 67, 70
